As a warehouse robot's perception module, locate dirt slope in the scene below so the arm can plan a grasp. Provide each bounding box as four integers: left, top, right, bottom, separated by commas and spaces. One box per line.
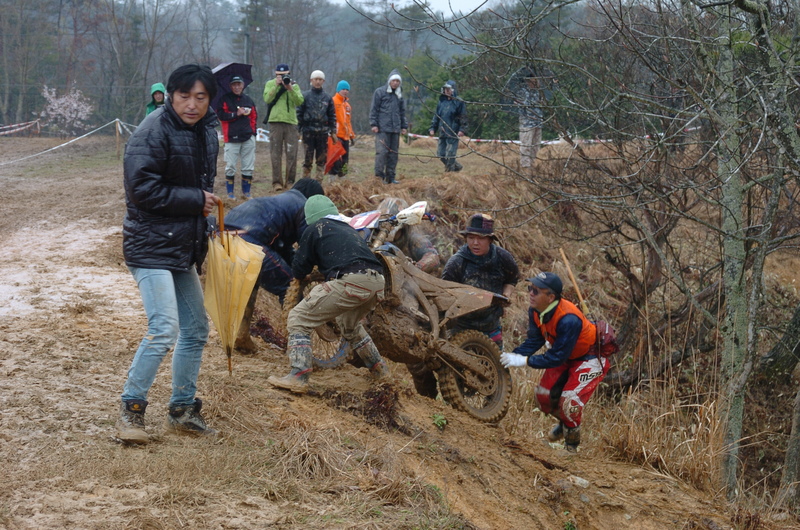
0, 136, 757, 529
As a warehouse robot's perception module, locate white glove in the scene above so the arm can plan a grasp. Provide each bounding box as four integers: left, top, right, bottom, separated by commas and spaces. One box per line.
500, 352, 528, 368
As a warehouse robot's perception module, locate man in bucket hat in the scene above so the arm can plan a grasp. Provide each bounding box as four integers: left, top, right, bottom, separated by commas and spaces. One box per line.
263, 63, 304, 191
441, 213, 520, 348
500, 272, 610, 453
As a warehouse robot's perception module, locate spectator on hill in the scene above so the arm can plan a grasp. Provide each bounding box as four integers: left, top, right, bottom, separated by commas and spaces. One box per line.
297, 70, 336, 180
216, 76, 257, 200
263, 63, 304, 191
428, 80, 467, 172
329, 80, 355, 182
369, 69, 407, 184
145, 83, 165, 115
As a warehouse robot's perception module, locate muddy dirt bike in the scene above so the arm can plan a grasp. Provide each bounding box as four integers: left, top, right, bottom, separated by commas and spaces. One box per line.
283, 201, 513, 423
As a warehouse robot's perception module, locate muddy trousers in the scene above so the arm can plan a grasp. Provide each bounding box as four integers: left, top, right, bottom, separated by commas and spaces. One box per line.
534, 356, 609, 429
269, 122, 299, 186
301, 131, 328, 178
437, 136, 461, 171
286, 271, 385, 370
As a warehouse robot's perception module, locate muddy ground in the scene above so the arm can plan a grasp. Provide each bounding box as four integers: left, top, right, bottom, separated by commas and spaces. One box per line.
0, 136, 781, 529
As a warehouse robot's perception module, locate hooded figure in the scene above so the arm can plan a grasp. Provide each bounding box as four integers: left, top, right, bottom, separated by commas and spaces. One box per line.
429, 80, 467, 172
369, 69, 408, 184
145, 82, 166, 115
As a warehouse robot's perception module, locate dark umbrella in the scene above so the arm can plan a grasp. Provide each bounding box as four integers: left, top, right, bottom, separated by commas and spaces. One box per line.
211, 63, 254, 111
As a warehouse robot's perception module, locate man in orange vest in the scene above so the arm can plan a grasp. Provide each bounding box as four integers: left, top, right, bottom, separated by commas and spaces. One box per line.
500, 272, 609, 453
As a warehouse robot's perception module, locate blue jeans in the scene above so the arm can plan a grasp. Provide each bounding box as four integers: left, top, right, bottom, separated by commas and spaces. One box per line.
122, 267, 209, 407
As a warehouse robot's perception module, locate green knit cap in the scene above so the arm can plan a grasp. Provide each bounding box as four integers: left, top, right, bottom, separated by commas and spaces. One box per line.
305, 195, 339, 225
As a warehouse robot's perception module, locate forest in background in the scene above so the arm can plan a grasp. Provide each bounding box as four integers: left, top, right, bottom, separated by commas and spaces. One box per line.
7, 0, 800, 510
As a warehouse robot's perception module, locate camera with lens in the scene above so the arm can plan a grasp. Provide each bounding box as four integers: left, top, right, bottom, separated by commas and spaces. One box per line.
281, 75, 291, 85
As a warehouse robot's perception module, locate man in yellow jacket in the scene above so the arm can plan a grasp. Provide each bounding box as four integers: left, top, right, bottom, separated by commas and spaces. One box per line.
263, 63, 304, 191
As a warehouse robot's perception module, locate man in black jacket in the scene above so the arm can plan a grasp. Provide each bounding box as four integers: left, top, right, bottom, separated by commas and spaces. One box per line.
369, 69, 407, 184
297, 70, 336, 180
116, 64, 221, 445
268, 195, 390, 393
216, 76, 258, 200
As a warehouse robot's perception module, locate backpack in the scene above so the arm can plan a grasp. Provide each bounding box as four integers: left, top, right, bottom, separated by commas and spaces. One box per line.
593, 320, 620, 357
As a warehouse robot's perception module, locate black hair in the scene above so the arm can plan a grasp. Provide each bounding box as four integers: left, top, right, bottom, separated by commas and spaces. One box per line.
292, 178, 325, 199
166, 64, 217, 101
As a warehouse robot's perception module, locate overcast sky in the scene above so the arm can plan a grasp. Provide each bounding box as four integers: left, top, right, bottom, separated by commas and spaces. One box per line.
338, 0, 493, 20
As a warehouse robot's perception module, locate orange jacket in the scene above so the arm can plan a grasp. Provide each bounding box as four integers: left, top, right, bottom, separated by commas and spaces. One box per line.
333, 92, 354, 141
533, 299, 597, 360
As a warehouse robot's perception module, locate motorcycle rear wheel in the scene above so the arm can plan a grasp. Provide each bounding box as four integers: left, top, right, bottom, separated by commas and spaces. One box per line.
282, 276, 353, 369
437, 330, 512, 423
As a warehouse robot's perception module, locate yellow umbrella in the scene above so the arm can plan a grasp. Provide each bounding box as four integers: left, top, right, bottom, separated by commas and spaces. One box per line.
204, 202, 265, 374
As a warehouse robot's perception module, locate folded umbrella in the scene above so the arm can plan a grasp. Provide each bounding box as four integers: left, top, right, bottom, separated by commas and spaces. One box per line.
204, 202, 265, 374
325, 136, 347, 174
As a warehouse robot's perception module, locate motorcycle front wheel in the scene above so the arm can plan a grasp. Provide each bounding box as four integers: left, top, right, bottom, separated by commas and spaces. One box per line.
282, 276, 353, 369
437, 330, 512, 423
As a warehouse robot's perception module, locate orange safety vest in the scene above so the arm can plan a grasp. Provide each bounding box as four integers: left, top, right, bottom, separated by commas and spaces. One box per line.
333, 92, 354, 141
533, 299, 597, 360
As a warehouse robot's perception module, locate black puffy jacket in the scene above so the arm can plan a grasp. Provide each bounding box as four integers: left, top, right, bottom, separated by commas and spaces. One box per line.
122, 98, 219, 271
297, 87, 335, 134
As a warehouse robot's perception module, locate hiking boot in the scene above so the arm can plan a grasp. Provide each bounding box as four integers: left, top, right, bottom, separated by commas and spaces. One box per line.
166, 398, 217, 437
116, 399, 149, 444
564, 426, 581, 453
268, 368, 311, 393
547, 422, 564, 442
453, 162, 463, 172
369, 359, 391, 382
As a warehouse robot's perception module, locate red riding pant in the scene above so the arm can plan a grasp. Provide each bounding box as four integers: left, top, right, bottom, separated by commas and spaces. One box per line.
534, 356, 609, 429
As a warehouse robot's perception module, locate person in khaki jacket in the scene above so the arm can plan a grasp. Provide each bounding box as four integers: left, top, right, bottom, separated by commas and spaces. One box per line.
269, 196, 390, 393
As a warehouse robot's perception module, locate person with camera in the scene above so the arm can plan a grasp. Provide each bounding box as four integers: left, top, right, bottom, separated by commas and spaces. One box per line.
263, 63, 304, 191
216, 76, 258, 200
297, 70, 336, 180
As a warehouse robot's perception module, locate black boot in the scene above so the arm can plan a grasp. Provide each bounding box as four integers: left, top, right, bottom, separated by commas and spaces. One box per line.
167, 398, 217, 436
547, 422, 564, 442
564, 426, 580, 453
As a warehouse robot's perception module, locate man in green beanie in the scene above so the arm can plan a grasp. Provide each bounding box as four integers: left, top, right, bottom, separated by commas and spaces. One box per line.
268, 195, 390, 392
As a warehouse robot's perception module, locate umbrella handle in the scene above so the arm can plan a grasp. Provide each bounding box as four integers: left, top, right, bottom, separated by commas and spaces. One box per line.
218, 201, 225, 233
